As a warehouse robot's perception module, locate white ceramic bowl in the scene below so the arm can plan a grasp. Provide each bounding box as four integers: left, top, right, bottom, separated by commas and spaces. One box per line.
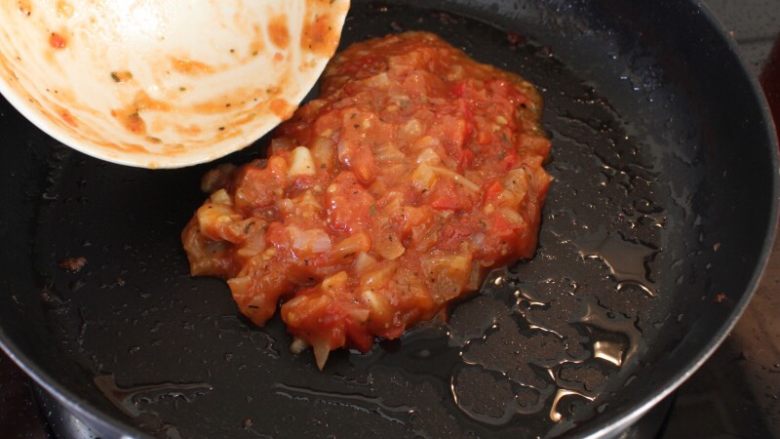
0, 0, 349, 168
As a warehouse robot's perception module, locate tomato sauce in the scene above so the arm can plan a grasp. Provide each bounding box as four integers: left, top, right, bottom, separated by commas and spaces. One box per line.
182, 32, 552, 368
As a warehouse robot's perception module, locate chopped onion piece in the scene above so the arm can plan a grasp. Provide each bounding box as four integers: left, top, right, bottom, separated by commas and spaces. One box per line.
313, 339, 331, 370
209, 188, 232, 205
348, 308, 370, 323
322, 271, 349, 292
416, 148, 442, 165
332, 232, 371, 258
360, 262, 397, 291
354, 252, 378, 272
402, 118, 423, 137
499, 207, 526, 226
311, 137, 335, 169
361, 289, 391, 321
375, 142, 406, 163
430, 166, 481, 192
288, 225, 332, 253
237, 228, 266, 258
411, 163, 437, 191
288, 146, 316, 177
422, 252, 472, 303
365, 72, 390, 87
290, 337, 309, 354
374, 232, 405, 260
503, 169, 529, 200
196, 202, 240, 241
227, 276, 252, 299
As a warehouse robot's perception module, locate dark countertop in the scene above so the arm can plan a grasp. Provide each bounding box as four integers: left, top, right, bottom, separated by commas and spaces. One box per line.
705, 0, 780, 77
0, 353, 48, 439
1, 1, 779, 438
665, 239, 780, 438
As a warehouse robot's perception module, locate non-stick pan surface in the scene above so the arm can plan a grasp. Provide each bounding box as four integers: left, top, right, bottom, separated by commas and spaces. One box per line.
0, 1, 777, 438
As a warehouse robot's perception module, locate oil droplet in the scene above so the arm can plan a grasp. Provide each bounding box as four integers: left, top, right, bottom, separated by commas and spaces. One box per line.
593, 340, 624, 367
579, 300, 644, 369
450, 365, 519, 426
575, 228, 657, 297
528, 324, 565, 339
94, 375, 213, 417
514, 289, 546, 308
448, 296, 509, 345
549, 388, 595, 422
451, 364, 554, 422
273, 382, 414, 425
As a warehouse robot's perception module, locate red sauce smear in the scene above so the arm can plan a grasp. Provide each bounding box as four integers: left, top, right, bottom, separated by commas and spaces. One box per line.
171, 58, 215, 76
58, 107, 78, 127
301, 12, 338, 56
182, 32, 552, 369
49, 32, 67, 49
267, 15, 290, 49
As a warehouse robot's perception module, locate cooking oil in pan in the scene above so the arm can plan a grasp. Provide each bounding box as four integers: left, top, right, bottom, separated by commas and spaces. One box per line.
93, 374, 212, 437
94, 375, 213, 417
33, 2, 685, 438
259, 4, 668, 432
575, 228, 658, 297
273, 382, 416, 425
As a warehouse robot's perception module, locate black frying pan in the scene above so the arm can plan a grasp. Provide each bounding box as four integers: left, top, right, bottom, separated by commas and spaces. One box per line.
0, 1, 777, 438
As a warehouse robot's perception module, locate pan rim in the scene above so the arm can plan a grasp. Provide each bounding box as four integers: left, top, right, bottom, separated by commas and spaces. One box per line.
0, 1, 778, 438
563, 1, 780, 437
0, 333, 155, 439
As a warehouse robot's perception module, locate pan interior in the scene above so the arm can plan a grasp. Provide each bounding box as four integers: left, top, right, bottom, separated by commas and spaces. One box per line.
0, 1, 774, 438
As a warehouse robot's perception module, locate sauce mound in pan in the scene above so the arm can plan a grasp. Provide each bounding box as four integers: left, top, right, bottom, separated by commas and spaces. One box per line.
182, 32, 551, 368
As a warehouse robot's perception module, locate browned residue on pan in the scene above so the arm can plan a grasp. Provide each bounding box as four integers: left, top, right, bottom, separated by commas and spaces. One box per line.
267, 15, 290, 49
58, 256, 86, 273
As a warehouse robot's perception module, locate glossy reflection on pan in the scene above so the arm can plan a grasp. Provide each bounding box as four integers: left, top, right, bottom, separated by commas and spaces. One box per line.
0, 1, 776, 438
